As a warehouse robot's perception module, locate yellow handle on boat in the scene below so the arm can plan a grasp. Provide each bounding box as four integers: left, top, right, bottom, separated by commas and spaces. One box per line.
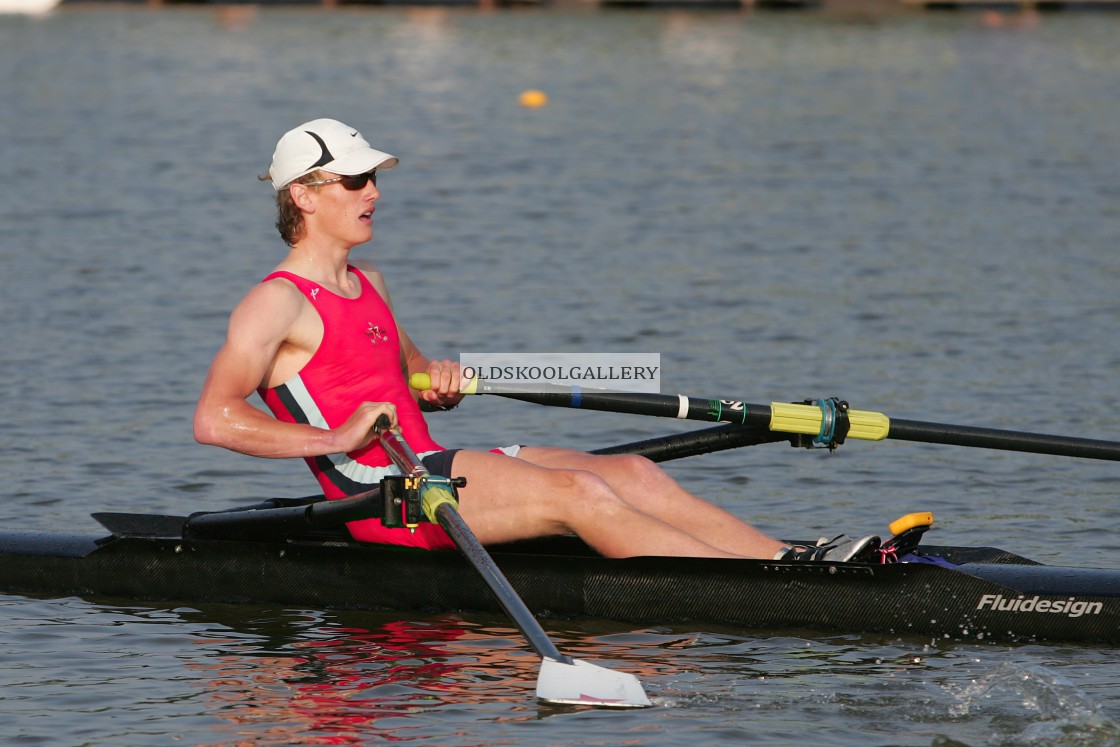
768, 401, 891, 441
409, 372, 478, 395
888, 512, 934, 536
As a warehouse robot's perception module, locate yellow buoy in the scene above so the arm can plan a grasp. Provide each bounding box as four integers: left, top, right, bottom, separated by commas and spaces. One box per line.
519, 90, 549, 109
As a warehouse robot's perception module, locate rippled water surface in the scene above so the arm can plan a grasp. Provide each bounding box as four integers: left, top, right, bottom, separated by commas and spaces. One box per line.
2, 5, 1119, 746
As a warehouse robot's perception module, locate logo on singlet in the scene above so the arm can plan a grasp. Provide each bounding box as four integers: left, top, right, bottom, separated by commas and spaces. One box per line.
367, 323, 389, 344
310, 287, 320, 301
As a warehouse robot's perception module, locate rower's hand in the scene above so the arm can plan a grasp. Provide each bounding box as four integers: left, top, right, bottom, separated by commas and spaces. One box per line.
335, 402, 398, 453
420, 359, 466, 408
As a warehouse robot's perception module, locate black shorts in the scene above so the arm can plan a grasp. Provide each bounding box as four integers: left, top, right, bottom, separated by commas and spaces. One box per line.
420, 449, 460, 478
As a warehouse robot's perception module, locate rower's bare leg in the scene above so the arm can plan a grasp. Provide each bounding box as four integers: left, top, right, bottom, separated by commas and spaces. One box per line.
451, 450, 754, 559
516, 447, 786, 559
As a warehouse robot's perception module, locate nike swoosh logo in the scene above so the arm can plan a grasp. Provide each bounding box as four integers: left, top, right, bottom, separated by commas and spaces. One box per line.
350, 131, 358, 137
306, 131, 334, 168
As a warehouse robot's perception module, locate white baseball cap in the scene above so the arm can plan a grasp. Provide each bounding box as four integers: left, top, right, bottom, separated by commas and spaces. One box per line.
267, 118, 399, 191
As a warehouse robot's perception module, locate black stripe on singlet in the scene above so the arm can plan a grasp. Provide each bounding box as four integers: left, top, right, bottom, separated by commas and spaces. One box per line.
273, 382, 376, 497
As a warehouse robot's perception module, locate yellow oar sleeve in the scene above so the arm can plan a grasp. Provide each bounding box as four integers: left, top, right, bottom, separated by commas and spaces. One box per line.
768, 402, 827, 436
420, 484, 460, 525
768, 402, 891, 442
848, 409, 892, 441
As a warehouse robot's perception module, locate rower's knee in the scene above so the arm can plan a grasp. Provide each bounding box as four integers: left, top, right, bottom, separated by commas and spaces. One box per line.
602, 453, 667, 487
547, 468, 629, 518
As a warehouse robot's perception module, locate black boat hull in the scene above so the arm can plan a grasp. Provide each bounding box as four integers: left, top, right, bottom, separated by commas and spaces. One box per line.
1, 523, 1119, 645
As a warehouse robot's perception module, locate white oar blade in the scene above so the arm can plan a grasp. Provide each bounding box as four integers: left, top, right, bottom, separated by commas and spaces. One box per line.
536, 657, 653, 708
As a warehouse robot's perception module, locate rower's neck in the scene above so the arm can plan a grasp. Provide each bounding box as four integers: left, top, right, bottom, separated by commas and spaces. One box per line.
279, 242, 356, 293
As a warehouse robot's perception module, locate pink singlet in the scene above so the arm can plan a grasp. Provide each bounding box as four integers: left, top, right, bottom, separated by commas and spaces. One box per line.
257, 266, 455, 550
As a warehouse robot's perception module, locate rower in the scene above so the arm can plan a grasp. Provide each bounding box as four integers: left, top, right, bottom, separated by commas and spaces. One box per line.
193, 117, 899, 564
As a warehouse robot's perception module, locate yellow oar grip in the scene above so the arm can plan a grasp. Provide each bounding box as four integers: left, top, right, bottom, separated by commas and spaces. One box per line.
408, 372, 478, 395
768, 402, 891, 441
420, 484, 459, 524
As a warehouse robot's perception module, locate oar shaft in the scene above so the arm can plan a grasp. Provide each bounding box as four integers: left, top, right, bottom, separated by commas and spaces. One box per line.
411, 373, 1120, 462
375, 421, 570, 664
430, 500, 569, 664
372, 416, 650, 707
591, 423, 789, 462
491, 387, 774, 428
378, 426, 427, 479
888, 418, 1120, 461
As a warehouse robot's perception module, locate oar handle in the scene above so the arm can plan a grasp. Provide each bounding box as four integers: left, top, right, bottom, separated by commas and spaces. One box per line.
411, 372, 478, 395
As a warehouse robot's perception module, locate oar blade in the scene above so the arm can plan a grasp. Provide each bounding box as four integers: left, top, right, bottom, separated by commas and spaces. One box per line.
537, 657, 653, 708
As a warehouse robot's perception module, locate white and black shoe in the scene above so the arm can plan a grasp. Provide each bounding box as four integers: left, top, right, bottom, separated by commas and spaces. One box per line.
776, 534, 881, 563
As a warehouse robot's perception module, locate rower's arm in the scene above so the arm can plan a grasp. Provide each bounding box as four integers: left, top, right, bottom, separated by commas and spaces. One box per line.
193, 282, 393, 458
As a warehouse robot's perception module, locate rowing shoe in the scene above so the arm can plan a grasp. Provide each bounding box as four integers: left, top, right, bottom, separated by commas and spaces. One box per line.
372, 415, 652, 708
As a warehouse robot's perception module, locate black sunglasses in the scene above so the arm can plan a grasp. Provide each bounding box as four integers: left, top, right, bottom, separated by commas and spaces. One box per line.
302, 170, 378, 191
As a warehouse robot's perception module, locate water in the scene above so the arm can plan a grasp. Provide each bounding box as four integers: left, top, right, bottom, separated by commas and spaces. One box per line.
2, 5, 1119, 745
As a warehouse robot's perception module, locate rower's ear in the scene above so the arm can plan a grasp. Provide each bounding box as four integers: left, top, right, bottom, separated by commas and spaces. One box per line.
288, 182, 317, 213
